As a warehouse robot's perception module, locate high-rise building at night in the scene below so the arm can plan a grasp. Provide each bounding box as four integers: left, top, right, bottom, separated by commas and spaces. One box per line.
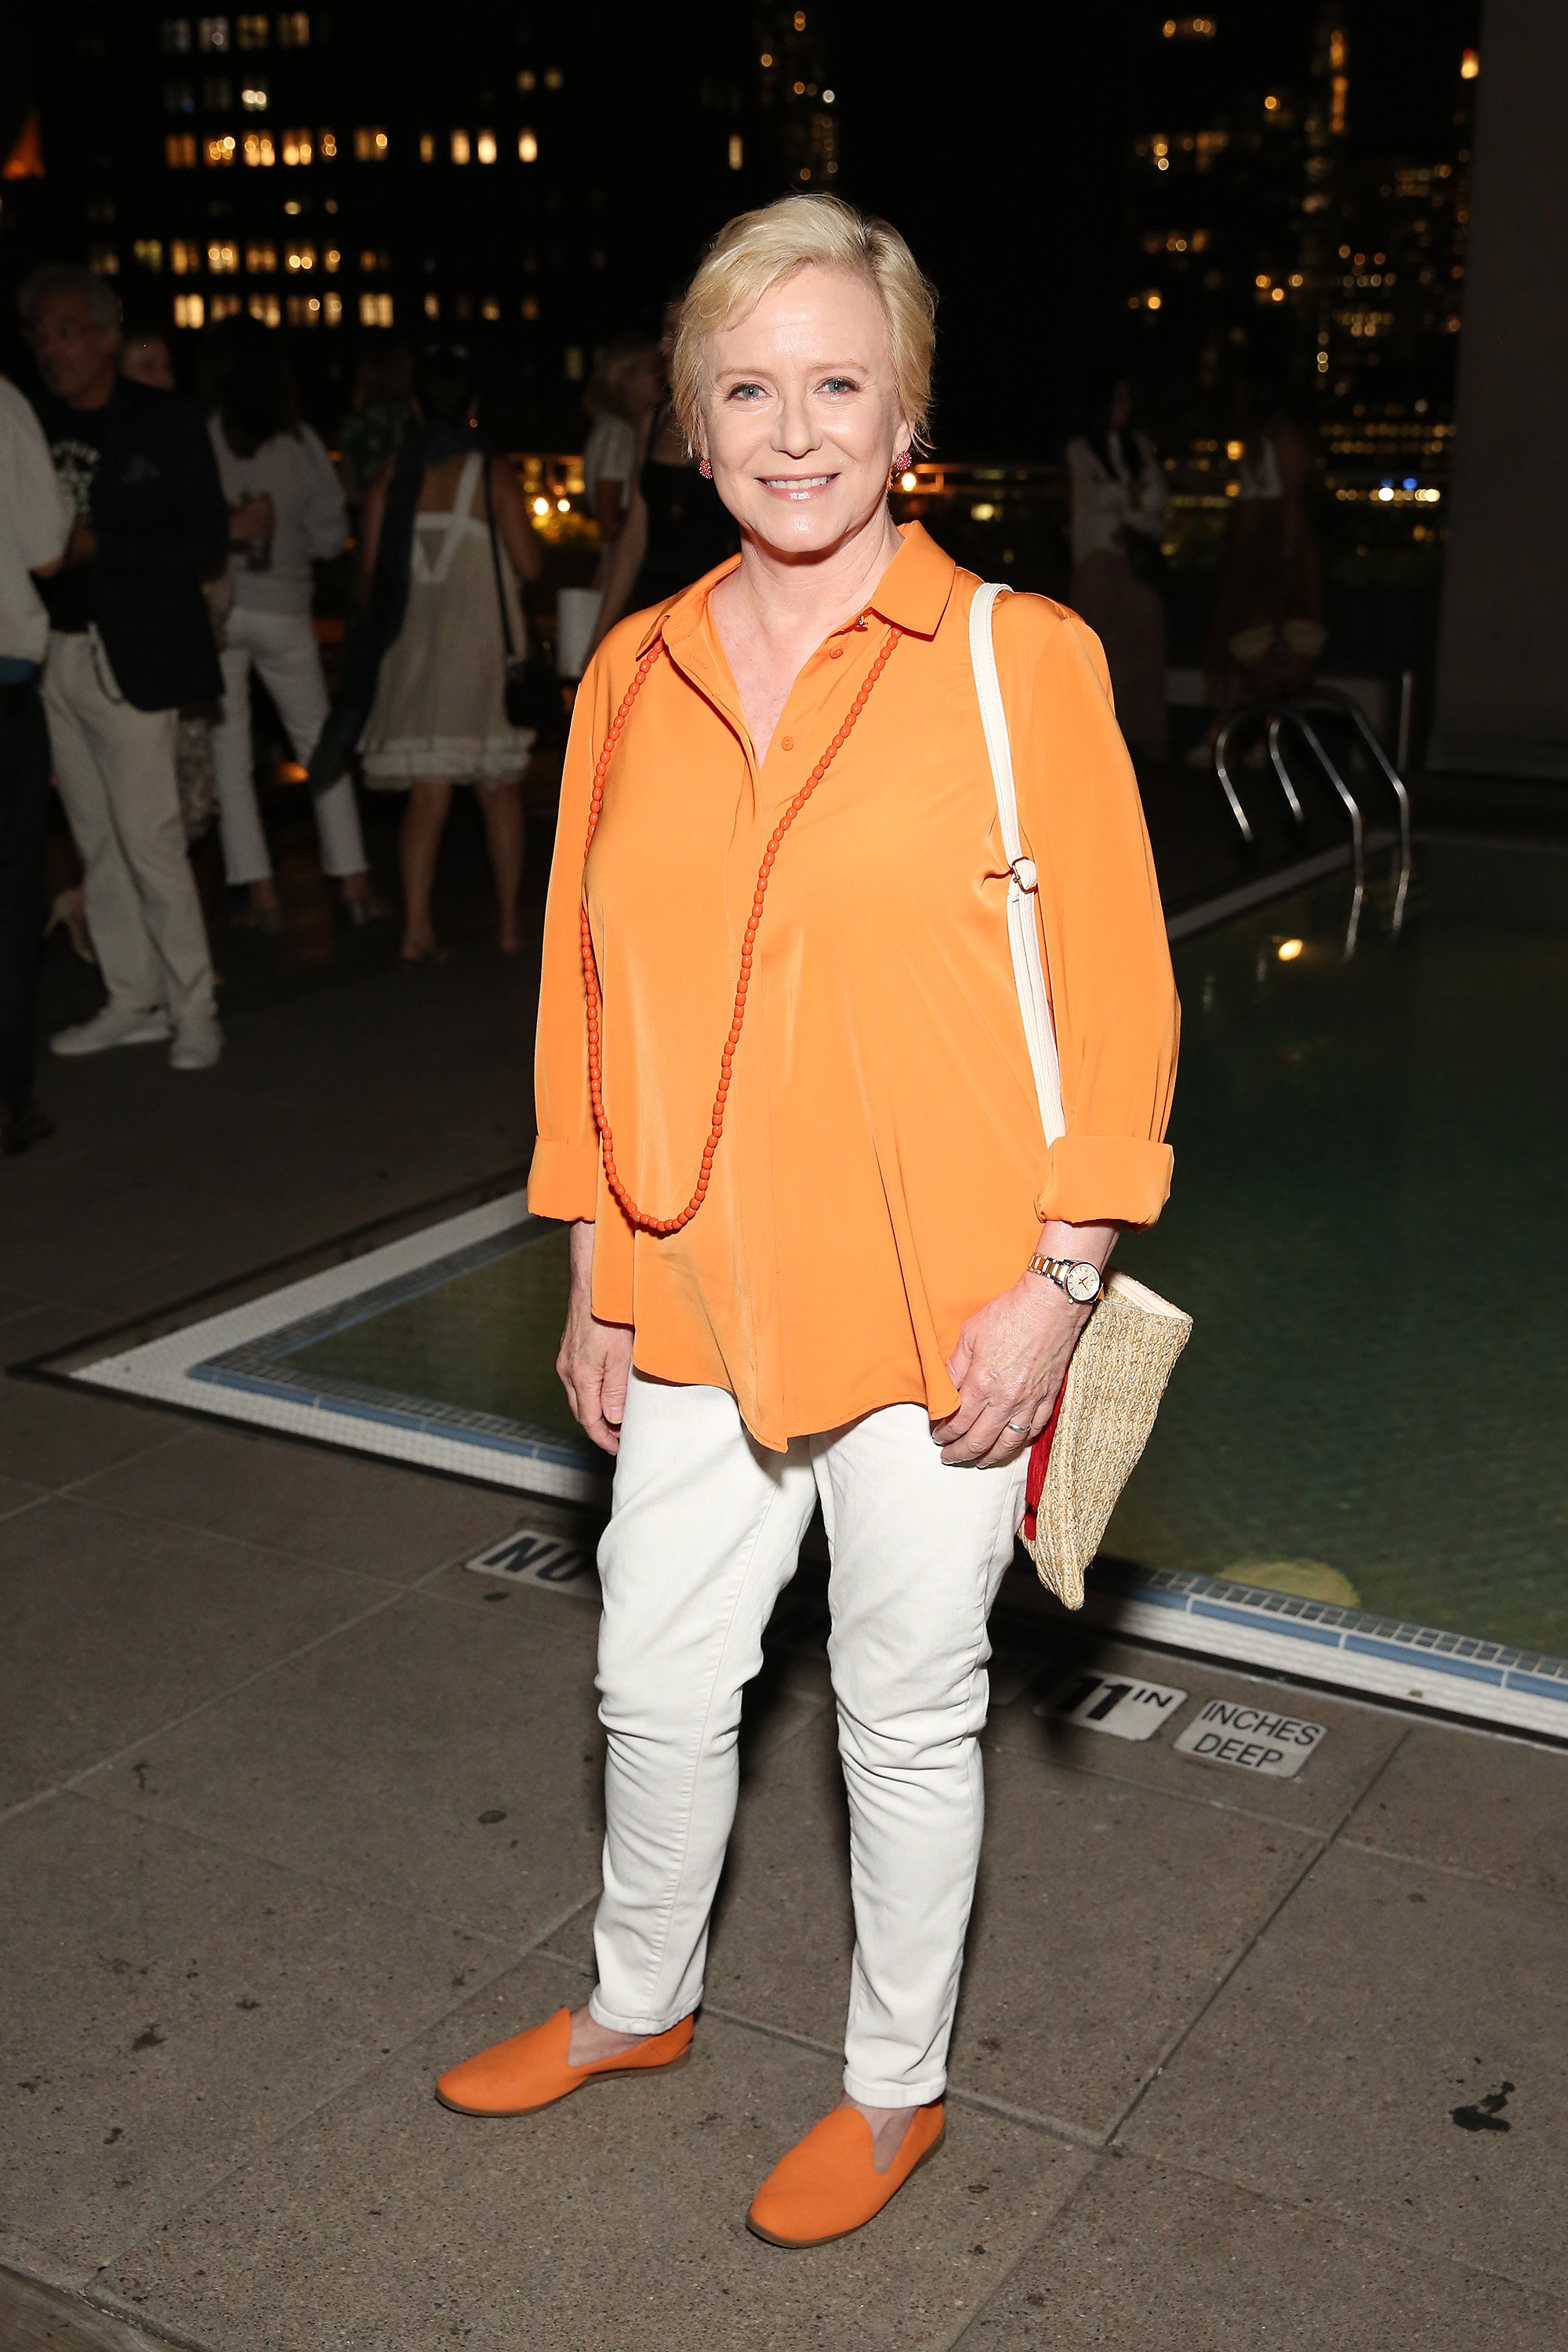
1122, 5, 1475, 427
3, 2, 843, 437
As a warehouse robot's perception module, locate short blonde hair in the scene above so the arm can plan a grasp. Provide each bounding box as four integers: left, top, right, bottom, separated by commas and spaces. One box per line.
671, 194, 937, 453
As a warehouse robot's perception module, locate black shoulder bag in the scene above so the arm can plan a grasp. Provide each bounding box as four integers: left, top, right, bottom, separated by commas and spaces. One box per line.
483, 459, 563, 742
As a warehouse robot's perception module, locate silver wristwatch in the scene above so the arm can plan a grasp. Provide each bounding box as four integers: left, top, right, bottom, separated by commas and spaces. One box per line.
1026, 1250, 1105, 1306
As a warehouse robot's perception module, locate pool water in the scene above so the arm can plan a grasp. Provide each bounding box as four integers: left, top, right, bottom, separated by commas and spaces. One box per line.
1109, 842, 1568, 1656
217, 839, 1565, 1663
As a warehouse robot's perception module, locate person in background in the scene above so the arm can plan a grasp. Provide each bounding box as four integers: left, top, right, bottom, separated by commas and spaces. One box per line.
120, 324, 176, 393
357, 353, 543, 961
203, 315, 380, 931
20, 265, 226, 1072
586, 300, 739, 652
1065, 372, 1169, 760
582, 336, 663, 586
337, 341, 416, 526
0, 369, 71, 1152
1203, 383, 1325, 722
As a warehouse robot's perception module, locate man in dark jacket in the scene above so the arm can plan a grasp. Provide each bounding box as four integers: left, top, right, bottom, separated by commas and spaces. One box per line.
22, 265, 227, 1070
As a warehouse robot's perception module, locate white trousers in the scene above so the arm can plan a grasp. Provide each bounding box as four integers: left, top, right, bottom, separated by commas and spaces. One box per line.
43, 632, 216, 1023
211, 606, 368, 886
590, 1371, 1027, 2107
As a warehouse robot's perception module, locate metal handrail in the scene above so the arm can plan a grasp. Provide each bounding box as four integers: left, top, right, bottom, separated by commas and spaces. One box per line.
1290, 683, 1414, 873
1209, 688, 1414, 945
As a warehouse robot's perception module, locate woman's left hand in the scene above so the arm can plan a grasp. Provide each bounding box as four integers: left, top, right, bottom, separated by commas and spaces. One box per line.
932, 1276, 1093, 1468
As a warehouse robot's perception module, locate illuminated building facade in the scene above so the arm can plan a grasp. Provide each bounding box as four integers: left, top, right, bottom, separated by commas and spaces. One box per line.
1123, 3, 1476, 429
10, 2, 841, 438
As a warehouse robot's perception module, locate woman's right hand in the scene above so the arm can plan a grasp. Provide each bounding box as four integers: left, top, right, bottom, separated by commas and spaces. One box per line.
557, 1221, 633, 1454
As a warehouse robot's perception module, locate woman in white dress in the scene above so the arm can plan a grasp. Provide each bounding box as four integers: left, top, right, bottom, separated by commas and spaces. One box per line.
358, 357, 543, 962
1065, 374, 1169, 760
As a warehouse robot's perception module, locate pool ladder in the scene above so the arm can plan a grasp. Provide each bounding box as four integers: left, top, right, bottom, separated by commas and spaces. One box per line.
1213, 685, 1414, 947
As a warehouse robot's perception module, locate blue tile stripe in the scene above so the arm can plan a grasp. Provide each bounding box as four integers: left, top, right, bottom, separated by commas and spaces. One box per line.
1096, 1562, 1568, 1714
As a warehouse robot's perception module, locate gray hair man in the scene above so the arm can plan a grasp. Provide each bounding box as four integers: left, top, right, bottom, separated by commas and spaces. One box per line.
19, 264, 227, 1070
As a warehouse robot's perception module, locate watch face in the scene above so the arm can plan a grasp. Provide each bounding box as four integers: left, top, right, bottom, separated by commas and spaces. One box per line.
1065, 1262, 1102, 1304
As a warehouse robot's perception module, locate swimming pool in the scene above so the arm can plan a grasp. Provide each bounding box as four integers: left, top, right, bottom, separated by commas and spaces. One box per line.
60, 839, 1567, 1730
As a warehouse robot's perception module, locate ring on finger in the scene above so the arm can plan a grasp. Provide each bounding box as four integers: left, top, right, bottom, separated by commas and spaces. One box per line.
1005, 1418, 1033, 1435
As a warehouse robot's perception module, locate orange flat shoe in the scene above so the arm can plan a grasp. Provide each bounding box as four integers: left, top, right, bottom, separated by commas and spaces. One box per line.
746, 2101, 946, 2247
434, 2007, 694, 2118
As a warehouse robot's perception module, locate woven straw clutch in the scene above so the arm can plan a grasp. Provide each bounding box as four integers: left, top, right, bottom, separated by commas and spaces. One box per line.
970, 583, 1191, 1610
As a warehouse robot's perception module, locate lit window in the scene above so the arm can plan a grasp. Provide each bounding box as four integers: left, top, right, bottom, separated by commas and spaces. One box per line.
358, 291, 394, 326
209, 291, 242, 320
166, 132, 198, 165
283, 198, 300, 213
236, 13, 268, 45
323, 291, 342, 325
276, 10, 310, 44
171, 238, 200, 272
318, 128, 336, 158
822, 87, 834, 102
518, 129, 538, 162
203, 75, 231, 107
323, 245, 340, 270
477, 129, 497, 164
133, 238, 165, 270
1330, 27, 1347, 69
198, 16, 230, 49
173, 292, 205, 328
88, 245, 120, 276
204, 134, 236, 164
1460, 45, 1479, 79
423, 291, 440, 318
419, 132, 435, 162
241, 79, 268, 108
249, 291, 281, 325
521, 294, 539, 320
564, 346, 583, 381
517, 68, 535, 90
242, 132, 275, 164
1160, 14, 1217, 33
281, 127, 312, 163
354, 126, 388, 159
451, 129, 470, 163
286, 293, 321, 325
481, 296, 500, 320
358, 248, 379, 271
245, 240, 278, 270
208, 240, 238, 271
543, 67, 564, 88
162, 18, 192, 51
165, 78, 194, 111
285, 241, 316, 270
728, 132, 742, 169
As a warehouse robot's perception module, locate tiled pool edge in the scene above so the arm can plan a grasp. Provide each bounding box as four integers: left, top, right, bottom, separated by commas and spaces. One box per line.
1081, 1562, 1568, 1740
62, 1190, 608, 1508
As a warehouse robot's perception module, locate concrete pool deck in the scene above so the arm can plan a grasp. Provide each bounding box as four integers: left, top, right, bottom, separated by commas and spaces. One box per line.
3, 791, 1566, 2349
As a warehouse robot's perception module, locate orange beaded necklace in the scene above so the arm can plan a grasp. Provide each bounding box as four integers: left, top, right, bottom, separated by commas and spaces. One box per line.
579, 621, 904, 1236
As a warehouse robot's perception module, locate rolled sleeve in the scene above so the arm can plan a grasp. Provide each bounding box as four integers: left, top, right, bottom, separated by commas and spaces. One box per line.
527, 1137, 601, 1222
1034, 1134, 1173, 1229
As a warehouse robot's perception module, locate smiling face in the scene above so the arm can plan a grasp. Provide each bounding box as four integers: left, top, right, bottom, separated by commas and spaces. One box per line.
700, 265, 911, 558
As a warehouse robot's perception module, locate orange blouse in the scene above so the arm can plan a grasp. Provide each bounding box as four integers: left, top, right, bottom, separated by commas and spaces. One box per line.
530, 521, 1178, 1452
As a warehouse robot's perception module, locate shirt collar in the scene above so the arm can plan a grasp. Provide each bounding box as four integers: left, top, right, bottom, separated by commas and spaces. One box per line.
634, 519, 957, 660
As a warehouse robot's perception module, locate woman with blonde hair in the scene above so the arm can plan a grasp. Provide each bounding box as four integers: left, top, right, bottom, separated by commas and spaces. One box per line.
437, 195, 1177, 2245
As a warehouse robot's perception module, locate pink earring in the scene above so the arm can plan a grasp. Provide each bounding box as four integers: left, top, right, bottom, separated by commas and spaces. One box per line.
892, 448, 912, 474
699, 456, 713, 478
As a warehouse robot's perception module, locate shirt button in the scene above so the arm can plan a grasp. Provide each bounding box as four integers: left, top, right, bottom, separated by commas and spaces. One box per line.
829, 644, 844, 659
780, 735, 794, 750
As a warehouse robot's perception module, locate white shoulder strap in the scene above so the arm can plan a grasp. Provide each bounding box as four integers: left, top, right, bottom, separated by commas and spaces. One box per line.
968, 581, 1066, 1148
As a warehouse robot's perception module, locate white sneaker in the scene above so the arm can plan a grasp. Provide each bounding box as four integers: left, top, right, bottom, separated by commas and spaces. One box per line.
169, 1011, 223, 1072
50, 1005, 172, 1058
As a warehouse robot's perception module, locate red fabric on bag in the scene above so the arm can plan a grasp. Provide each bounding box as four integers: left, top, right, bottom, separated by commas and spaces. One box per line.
1021, 1383, 1068, 1541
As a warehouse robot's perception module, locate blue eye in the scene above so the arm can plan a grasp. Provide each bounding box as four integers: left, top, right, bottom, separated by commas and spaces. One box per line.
822, 376, 858, 394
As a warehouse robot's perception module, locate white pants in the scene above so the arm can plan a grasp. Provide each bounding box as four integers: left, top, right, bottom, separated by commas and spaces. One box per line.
211, 606, 367, 886
590, 1371, 1027, 2107
43, 631, 216, 1023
